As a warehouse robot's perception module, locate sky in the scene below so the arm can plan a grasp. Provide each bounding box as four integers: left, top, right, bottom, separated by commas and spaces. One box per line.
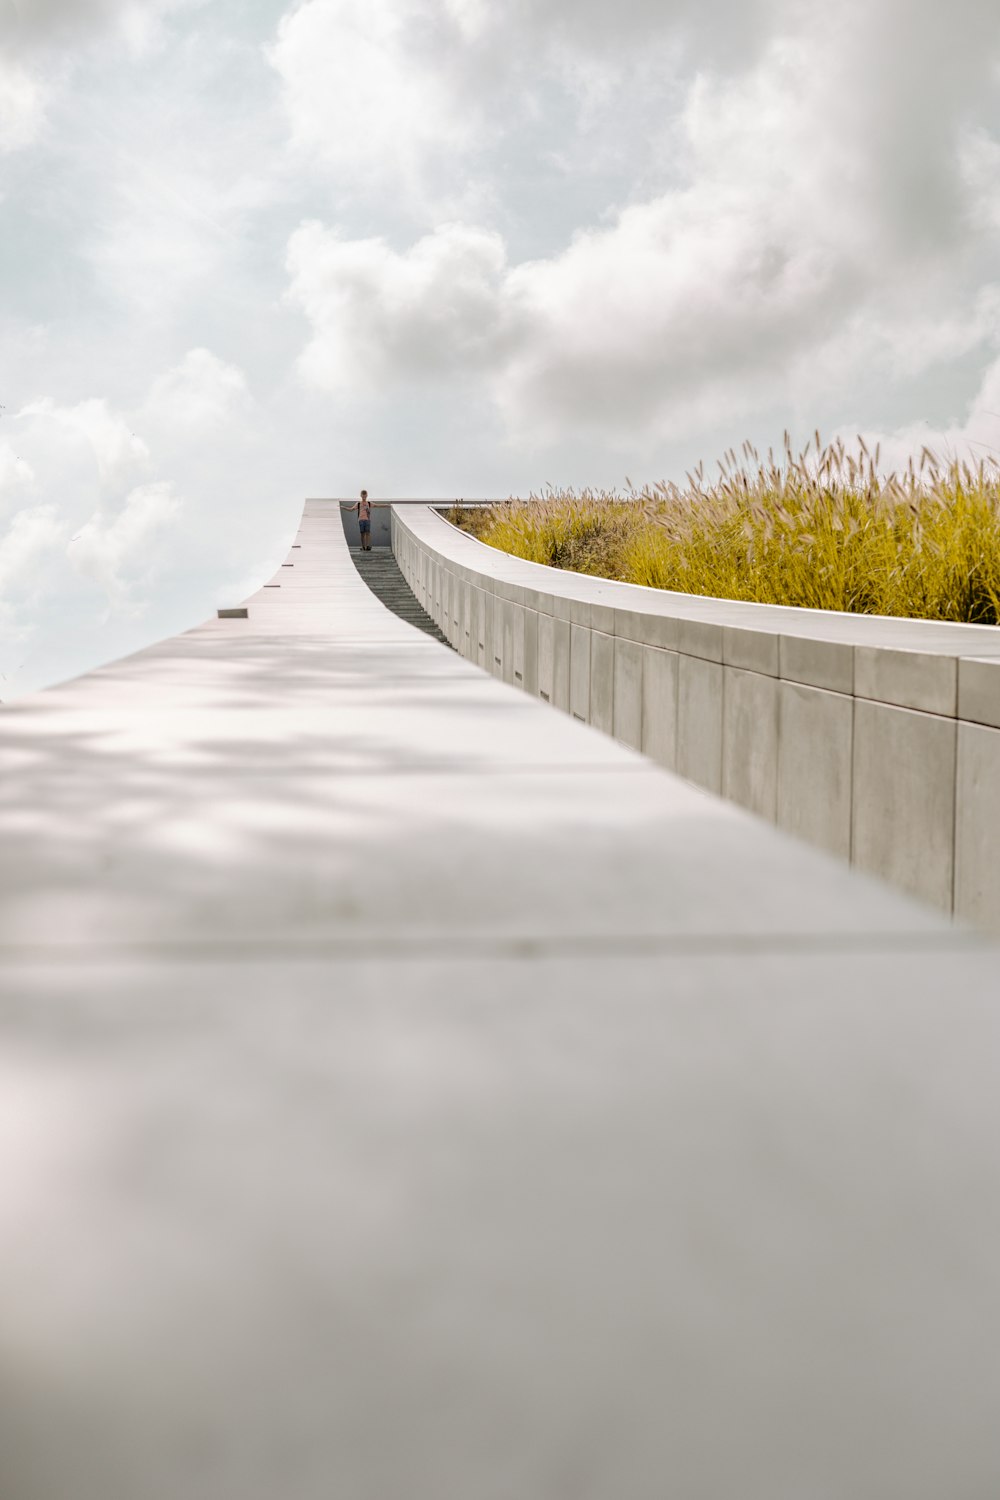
2, 0, 1000, 697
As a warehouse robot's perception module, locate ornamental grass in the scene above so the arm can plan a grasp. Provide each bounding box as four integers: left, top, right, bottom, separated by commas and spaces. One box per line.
447, 435, 1000, 624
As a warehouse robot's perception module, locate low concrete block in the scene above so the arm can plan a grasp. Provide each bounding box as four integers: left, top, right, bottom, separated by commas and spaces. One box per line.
589, 631, 615, 734
722, 667, 780, 821
613, 638, 644, 751
640, 646, 679, 770
613, 607, 679, 652
855, 646, 957, 717
676, 617, 724, 663
777, 682, 853, 861
676, 655, 723, 793
852, 699, 957, 913
779, 634, 854, 695
723, 626, 779, 677
568, 595, 616, 635
955, 722, 1000, 931
958, 657, 1000, 730
570, 624, 591, 722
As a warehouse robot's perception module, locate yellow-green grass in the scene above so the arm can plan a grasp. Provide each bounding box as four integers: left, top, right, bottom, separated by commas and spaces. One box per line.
447, 436, 1000, 625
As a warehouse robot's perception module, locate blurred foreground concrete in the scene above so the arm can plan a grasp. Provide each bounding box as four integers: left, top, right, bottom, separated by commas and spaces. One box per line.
1, 502, 998, 1498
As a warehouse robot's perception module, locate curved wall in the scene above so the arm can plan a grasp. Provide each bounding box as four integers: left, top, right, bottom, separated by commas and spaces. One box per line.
393, 503, 1000, 928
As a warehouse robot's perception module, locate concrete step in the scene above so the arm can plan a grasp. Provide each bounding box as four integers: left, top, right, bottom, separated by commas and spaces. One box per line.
349, 547, 453, 648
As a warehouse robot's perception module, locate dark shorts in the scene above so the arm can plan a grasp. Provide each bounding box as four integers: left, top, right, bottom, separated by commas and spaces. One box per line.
359, 519, 371, 533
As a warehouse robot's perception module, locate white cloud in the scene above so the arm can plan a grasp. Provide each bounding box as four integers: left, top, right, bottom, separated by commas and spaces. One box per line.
283, 1, 1000, 448
961, 127, 1000, 239
268, 0, 481, 200
0, 441, 35, 503
267, 0, 791, 213
848, 352, 1000, 474
0, 505, 66, 679
5, 0, 1000, 699
0, 505, 65, 596
286, 220, 511, 392
17, 399, 150, 491
0, 0, 200, 152
69, 480, 183, 613
0, 53, 47, 151
0, 0, 197, 55
143, 349, 252, 432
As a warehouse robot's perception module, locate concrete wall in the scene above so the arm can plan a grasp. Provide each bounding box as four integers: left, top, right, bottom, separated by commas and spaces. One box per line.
393, 504, 1000, 927
334, 501, 392, 549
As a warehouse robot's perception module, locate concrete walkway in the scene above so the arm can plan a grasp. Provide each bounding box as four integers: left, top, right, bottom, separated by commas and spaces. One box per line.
350, 543, 451, 646
2, 500, 999, 1499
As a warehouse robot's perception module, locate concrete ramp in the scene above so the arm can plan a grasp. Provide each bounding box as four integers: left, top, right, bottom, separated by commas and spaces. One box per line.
349, 541, 452, 647
1, 500, 998, 1499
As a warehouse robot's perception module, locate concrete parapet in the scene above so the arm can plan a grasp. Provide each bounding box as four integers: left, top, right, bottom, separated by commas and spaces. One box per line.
393, 504, 1000, 926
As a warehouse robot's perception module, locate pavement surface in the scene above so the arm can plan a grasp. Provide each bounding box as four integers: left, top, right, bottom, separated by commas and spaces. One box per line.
1, 500, 999, 1500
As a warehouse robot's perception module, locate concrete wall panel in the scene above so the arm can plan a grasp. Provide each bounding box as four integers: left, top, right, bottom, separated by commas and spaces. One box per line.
778, 682, 853, 860
570, 624, 590, 721
855, 647, 957, 717
955, 722, 1000, 927
958, 657, 1000, 730
590, 631, 615, 735
613, 638, 644, 751
522, 608, 539, 697
553, 618, 571, 713
676, 655, 723, 794
501, 599, 515, 685
537, 613, 554, 703
852, 700, 956, 912
723, 668, 780, 821
723, 626, 779, 677
779, 635, 854, 695
640, 646, 679, 770
482, 589, 494, 672
464, 586, 480, 661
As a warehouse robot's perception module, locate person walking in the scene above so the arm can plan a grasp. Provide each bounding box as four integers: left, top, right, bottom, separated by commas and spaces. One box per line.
353, 489, 373, 551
